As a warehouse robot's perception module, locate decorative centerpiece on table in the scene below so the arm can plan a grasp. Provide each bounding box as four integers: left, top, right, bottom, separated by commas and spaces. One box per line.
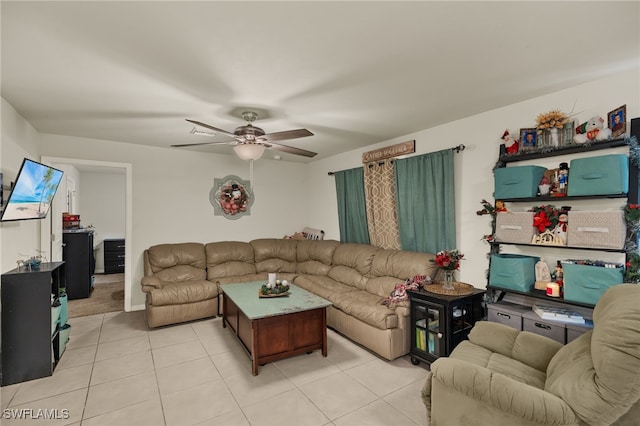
431, 249, 464, 291
259, 280, 290, 298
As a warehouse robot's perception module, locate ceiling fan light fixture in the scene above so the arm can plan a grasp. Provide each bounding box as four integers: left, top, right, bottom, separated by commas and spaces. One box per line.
234, 143, 265, 160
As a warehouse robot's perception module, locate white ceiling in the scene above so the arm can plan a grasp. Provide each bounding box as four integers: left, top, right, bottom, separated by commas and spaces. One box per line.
2, 1, 639, 163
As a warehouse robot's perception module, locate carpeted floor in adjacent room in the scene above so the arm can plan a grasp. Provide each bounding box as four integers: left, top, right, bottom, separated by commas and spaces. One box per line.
67, 273, 124, 318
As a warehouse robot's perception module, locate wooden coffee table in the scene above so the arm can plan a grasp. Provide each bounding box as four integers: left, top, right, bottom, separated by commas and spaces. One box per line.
220, 281, 331, 375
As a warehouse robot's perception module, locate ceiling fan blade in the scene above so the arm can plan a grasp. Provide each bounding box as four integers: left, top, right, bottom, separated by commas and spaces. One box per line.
185, 119, 238, 139
267, 142, 317, 158
260, 128, 313, 142
170, 141, 237, 148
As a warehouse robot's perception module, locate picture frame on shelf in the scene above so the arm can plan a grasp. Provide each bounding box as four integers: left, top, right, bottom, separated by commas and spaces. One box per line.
519, 128, 537, 151
608, 105, 626, 138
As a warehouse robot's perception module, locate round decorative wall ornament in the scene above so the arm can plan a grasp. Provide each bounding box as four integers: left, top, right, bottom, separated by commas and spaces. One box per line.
210, 175, 254, 219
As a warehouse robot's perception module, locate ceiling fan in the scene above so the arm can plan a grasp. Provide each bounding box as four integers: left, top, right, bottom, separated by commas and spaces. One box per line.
171, 111, 316, 159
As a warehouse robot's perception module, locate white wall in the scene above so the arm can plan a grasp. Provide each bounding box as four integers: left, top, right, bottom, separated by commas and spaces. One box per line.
0, 99, 43, 275
79, 170, 126, 273
2, 68, 638, 310
37, 134, 310, 308
308, 68, 639, 288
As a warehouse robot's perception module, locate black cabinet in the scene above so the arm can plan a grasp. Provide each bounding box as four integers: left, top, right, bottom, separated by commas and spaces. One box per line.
408, 288, 485, 365
104, 239, 125, 274
1, 262, 66, 385
63, 231, 94, 300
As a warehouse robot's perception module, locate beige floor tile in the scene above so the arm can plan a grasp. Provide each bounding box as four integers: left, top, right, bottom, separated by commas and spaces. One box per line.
81, 397, 165, 426
161, 380, 238, 426
1, 383, 20, 410
299, 371, 378, 420
55, 344, 97, 370
191, 317, 225, 339
195, 408, 250, 426
383, 377, 428, 425
333, 399, 419, 426
148, 322, 199, 348
98, 312, 148, 343
275, 351, 342, 387
156, 357, 222, 396
346, 357, 422, 397
199, 329, 244, 356
11, 364, 92, 406
83, 371, 159, 419
223, 364, 295, 407
242, 388, 329, 426
90, 350, 154, 386
65, 330, 100, 350
210, 347, 254, 379
67, 316, 103, 337
95, 335, 150, 361
151, 339, 208, 369
326, 332, 377, 371
1, 388, 87, 426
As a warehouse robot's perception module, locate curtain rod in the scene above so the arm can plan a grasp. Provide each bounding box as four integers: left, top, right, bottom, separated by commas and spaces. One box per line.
328, 144, 465, 175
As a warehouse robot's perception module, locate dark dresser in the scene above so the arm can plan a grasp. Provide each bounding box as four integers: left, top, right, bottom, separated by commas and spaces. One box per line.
104, 239, 125, 274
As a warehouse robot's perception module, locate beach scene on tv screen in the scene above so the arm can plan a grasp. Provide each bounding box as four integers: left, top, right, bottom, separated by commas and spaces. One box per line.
1, 160, 63, 221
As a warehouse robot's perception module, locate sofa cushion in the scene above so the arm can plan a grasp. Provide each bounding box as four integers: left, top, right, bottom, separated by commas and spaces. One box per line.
545, 284, 640, 425
328, 243, 379, 289
147, 280, 218, 306
330, 290, 398, 330
146, 243, 206, 281
449, 340, 547, 389
293, 275, 357, 301
370, 249, 437, 280
296, 239, 340, 275
251, 238, 298, 273
205, 241, 256, 280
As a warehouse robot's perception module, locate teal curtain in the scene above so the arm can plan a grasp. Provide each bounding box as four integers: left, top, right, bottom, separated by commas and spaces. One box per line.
394, 149, 455, 253
334, 167, 370, 244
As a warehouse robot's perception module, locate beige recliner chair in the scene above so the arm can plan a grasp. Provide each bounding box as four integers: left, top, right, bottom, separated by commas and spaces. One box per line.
141, 243, 218, 328
422, 283, 640, 426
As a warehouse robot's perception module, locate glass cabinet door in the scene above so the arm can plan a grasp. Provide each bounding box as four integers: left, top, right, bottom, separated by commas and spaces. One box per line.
413, 301, 443, 359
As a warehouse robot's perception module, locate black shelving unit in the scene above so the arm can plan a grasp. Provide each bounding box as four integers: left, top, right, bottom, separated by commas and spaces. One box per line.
488, 118, 639, 311
1, 262, 66, 386
408, 288, 485, 365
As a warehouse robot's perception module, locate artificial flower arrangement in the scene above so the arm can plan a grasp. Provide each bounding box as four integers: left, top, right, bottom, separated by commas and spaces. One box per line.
431, 249, 464, 271
529, 205, 567, 246
536, 110, 570, 130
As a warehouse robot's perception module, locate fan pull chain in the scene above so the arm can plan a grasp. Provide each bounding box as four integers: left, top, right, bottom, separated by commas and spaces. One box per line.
249, 159, 254, 190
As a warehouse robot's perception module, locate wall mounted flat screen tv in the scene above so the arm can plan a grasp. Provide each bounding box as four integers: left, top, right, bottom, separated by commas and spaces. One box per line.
0, 158, 64, 222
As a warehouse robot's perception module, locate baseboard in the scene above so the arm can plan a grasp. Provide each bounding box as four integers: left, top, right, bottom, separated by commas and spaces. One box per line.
129, 304, 145, 312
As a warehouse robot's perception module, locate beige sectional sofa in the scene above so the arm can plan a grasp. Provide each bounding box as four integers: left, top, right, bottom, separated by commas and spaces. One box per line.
141, 238, 437, 360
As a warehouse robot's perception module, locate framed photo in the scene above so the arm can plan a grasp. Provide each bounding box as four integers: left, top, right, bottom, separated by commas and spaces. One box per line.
519, 128, 537, 151
608, 104, 626, 138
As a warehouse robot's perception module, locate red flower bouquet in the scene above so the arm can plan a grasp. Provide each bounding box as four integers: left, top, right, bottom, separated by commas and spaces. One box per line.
431, 249, 464, 271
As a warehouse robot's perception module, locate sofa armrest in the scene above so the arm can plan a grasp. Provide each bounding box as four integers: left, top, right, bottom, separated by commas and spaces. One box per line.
429, 358, 579, 425
468, 321, 563, 372
141, 276, 164, 292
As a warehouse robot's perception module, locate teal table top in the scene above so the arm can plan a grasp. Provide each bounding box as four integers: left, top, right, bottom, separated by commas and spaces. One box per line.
220, 281, 331, 320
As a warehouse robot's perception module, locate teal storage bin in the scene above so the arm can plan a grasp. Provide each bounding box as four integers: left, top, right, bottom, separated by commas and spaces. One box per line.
494, 166, 546, 199
562, 262, 624, 305
58, 324, 71, 357
567, 154, 628, 196
51, 304, 61, 336
58, 293, 68, 327
489, 254, 539, 292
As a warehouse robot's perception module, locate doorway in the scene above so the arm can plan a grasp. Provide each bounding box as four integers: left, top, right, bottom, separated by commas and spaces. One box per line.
40, 157, 133, 313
